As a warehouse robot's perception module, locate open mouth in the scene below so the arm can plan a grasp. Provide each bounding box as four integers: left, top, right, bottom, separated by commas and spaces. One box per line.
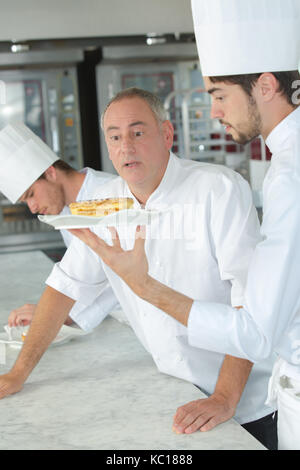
221, 123, 232, 133
124, 161, 139, 168
220, 120, 232, 132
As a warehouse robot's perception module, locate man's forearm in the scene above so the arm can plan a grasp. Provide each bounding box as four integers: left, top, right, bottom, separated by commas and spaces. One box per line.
140, 278, 253, 401
213, 355, 253, 407
139, 276, 193, 326
11, 286, 75, 380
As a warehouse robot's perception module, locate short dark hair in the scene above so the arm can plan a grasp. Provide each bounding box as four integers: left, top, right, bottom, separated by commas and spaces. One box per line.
209, 71, 300, 106
52, 159, 74, 173
38, 159, 74, 180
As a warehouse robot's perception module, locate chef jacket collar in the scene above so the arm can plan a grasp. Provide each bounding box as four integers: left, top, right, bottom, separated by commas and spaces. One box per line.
265, 107, 300, 155
123, 152, 178, 210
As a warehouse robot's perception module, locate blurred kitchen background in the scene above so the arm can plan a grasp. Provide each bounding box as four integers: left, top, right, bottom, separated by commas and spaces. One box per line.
0, 0, 270, 258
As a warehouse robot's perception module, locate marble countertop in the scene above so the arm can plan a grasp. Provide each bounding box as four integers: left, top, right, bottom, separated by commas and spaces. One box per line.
0, 251, 265, 450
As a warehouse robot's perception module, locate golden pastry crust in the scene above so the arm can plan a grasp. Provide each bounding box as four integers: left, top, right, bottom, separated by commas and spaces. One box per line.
69, 197, 134, 217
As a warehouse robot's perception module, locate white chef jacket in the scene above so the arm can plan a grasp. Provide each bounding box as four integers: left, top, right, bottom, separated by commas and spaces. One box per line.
46, 153, 276, 424
188, 107, 300, 376
58, 167, 120, 331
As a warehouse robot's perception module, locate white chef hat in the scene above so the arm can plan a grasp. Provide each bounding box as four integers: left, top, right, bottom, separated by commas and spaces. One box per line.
191, 0, 300, 76
0, 122, 59, 203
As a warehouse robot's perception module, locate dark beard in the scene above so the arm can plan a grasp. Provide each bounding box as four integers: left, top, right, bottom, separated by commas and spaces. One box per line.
231, 130, 260, 146
226, 95, 262, 145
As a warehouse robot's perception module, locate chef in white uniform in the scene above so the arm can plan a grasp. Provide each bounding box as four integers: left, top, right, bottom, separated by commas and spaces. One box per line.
0, 123, 119, 331
188, 0, 300, 451
78, 0, 300, 450
2, 88, 280, 448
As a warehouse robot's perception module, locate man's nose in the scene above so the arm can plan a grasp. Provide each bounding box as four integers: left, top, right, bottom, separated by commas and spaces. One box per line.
27, 199, 38, 213
121, 135, 135, 153
210, 102, 224, 120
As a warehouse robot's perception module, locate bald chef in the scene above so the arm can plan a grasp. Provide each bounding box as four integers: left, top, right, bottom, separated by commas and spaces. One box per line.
70, 0, 300, 451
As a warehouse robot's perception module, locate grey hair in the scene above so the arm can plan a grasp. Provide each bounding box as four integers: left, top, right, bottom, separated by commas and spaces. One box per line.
100, 87, 168, 129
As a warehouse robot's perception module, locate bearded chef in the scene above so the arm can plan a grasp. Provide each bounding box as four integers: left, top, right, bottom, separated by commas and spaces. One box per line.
65, 0, 300, 451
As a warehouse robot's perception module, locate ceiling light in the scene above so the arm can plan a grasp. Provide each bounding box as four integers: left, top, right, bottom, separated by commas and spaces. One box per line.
146, 33, 167, 46
11, 43, 30, 53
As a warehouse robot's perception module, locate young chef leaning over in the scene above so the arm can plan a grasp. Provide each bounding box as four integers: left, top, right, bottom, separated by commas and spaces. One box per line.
66, 0, 300, 450
0, 88, 277, 449
0, 123, 117, 331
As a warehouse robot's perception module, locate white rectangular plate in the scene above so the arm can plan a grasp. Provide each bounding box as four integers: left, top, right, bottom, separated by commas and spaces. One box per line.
38, 209, 160, 230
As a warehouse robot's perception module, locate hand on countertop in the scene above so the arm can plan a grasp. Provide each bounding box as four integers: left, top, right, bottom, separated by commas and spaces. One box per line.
0, 372, 25, 399
172, 393, 236, 434
8, 303, 36, 327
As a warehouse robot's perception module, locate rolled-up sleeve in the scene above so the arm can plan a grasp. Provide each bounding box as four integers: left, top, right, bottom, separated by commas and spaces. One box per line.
68, 285, 120, 331
46, 236, 108, 307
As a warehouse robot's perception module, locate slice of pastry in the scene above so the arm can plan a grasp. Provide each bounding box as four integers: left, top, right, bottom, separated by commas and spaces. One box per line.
69, 197, 134, 217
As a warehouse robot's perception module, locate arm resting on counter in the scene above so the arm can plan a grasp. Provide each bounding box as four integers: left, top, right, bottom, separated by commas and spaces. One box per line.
173, 354, 253, 433
0, 286, 75, 399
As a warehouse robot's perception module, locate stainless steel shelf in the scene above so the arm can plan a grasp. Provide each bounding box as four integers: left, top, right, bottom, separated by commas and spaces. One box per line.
0, 230, 64, 254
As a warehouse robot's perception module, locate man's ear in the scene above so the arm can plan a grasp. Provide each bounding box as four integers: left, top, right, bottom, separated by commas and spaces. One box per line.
162, 120, 174, 150
255, 73, 278, 103
44, 165, 57, 182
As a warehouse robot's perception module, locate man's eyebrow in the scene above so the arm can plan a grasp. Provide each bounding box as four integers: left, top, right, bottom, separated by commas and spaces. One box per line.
207, 87, 223, 95
106, 121, 147, 132
19, 190, 28, 202
21, 184, 34, 201
129, 121, 146, 127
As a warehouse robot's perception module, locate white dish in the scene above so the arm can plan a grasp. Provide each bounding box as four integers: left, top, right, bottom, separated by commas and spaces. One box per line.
0, 324, 89, 349
38, 209, 160, 230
